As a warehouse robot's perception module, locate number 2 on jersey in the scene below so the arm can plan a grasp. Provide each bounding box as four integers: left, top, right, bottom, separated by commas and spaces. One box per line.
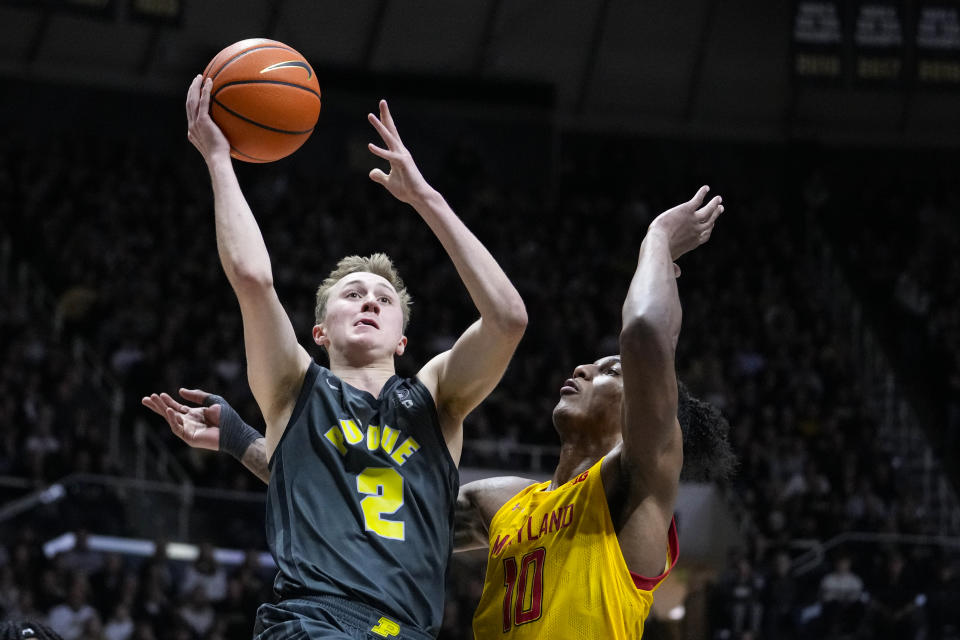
502, 547, 546, 631
357, 467, 405, 540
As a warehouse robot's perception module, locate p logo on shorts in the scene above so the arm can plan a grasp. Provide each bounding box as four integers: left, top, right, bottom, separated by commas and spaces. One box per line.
371, 616, 400, 638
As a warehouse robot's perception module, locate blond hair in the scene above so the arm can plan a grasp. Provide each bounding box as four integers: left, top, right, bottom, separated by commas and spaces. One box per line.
314, 253, 412, 330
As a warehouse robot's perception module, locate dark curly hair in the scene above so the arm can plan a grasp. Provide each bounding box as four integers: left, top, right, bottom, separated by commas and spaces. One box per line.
677, 380, 738, 482
0, 621, 63, 640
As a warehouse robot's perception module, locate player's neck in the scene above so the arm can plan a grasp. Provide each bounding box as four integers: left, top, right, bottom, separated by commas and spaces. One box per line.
330, 360, 397, 397
549, 438, 616, 489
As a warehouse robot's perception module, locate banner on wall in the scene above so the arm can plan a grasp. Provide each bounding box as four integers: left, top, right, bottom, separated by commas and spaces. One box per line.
851, 0, 906, 87
916, 2, 960, 86
793, 0, 846, 83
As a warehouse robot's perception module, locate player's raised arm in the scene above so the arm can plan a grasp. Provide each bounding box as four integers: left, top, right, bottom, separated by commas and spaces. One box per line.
618, 187, 723, 509
186, 75, 311, 454
366, 100, 527, 462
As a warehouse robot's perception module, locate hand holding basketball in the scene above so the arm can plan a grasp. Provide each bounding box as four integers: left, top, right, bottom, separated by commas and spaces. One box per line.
186, 75, 231, 164
367, 100, 434, 205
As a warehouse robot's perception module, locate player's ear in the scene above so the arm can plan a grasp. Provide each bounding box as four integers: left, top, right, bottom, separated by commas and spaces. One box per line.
313, 324, 329, 348
395, 336, 407, 356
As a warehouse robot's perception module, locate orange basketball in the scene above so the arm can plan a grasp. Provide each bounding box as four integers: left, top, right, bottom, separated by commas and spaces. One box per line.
202, 39, 322, 163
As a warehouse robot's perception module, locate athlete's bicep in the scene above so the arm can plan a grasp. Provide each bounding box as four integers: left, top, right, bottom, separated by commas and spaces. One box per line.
454, 488, 489, 552
454, 477, 538, 553
235, 285, 311, 441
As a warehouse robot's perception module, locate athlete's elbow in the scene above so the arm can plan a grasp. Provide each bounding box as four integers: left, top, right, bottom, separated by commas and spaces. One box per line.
619, 313, 672, 355
491, 299, 528, 339
227, 264, 275, 294
504, 301, 529, 336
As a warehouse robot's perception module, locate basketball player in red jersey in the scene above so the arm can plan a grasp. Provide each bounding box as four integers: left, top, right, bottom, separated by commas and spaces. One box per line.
145, 187, 735, 638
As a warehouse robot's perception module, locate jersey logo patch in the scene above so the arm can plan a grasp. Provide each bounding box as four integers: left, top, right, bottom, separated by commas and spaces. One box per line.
371, 616, 400, 637
395, 387, 414, 408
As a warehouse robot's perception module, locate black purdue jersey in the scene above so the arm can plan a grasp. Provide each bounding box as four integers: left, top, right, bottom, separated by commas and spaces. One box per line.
265, 362, 459, 635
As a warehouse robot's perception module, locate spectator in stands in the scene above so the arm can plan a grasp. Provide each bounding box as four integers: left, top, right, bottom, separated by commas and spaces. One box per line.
8, 591, 46, 627
76, 615, 104, 640
176, 585, 214, 638
762, 551, 799, 639
179, 543, 226, 604
36, 560, 67, 613
102, 603, 133, 640
723, 555, 765, 638
137, 542, 172, 599
867, 551, 926, 640
89, 554, 127, 619
132, 575, 169, 633
47, 578, 98, 640
818, 553, 865, 637
60, 531, 103, 576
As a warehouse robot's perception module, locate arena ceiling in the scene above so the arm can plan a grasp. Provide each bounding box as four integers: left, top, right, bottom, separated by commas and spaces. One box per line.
1, 0, 959, 145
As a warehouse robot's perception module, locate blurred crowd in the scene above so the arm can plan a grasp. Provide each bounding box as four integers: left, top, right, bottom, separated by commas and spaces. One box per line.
809, 157, 960, 468
0, 529, 273, 640
1, 97, 958, 639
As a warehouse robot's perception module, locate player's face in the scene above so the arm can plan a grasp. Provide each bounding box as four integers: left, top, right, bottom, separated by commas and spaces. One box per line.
553, 355, 624, 430
313, 272, 407, 360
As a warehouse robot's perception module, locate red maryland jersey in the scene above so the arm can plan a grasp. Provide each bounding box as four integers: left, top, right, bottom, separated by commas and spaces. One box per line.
472, 457, 678, 639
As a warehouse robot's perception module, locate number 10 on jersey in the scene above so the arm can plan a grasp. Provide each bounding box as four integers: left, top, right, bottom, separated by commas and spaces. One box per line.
502, 548, 546, 631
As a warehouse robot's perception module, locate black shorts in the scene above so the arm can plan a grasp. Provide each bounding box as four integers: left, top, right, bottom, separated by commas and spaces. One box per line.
253, 594, 435, 640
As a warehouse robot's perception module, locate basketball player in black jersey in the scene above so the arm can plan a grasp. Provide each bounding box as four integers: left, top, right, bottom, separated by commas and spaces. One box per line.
177, 77, 527, 639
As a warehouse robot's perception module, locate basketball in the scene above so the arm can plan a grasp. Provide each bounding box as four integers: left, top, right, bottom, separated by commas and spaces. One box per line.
202, 38, 322, 163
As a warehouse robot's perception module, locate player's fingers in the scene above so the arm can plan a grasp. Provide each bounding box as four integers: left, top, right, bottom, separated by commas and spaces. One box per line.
198, 78, 213, 120
689, 185, 710, 208
380, 99, 399, 137
695, 195, 722, 216
367, 143, 401, 162
707, 203, 724, 226
159, 392, 188, 413
699, 204, 723, 232
695, 197, 723, 226
179, 388, 210, 404
369, 168, 388, 185
141, 395, 162, 415
186, 75, 201, 121
367, 112, 398, 148
147, 394, 170, 415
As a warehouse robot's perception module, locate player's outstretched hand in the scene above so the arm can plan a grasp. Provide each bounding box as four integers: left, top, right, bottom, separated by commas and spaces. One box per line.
367, 99, 434, 205
142, 388, 222, 452
649, 186, 724, 263
186, 75, 231, 163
